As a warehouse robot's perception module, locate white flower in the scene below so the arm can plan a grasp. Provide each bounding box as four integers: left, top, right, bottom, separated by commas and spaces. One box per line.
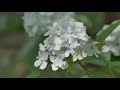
73, 46, 87, 62
34, 18, 101, 71
34, 60, 48, 70
22, 12, 75, 37
51, 64, 59, 71
34, 43, 49, 70
51, 61, 68, 71
84, 37, 101, 58
101, 25, 120, 56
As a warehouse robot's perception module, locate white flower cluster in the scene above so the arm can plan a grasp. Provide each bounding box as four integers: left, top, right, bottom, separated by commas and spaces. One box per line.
34, 18, 101, 71
22, 12, 74, 37
101, 25, 120, 56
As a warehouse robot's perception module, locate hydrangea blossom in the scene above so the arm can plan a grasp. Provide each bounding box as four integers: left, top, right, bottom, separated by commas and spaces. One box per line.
34, 18, 101, 71
101, 25, 120, 56
22, 12, 75, 37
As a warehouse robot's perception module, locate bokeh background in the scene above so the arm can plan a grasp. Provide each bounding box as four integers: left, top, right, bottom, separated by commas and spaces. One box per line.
0, 12, 120, 78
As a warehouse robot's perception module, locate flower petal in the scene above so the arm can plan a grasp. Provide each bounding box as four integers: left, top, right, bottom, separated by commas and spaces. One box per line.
65, 50, 70, 57
61, 61, 68, 69
79, 36, 88, 41
43, 51, 48, 60
73, 54, 77, 62
50, 56, 54, 62
77, 54, 83, 60
54, 37, 62, 44
82, 51, 87, 58
34, 60, 42, 67
39, 43, 45, 51
51, 64, 59, 71
87, 49, 93, 56
75, 22, 83, 27
40, 61, 48, 70
54, 44, 61, 50
44, 30, 52, 36
53, 58, 62, 67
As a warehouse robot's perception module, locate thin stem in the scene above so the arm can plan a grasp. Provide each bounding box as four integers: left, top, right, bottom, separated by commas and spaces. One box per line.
108, 67, 116, 78
77, 61, 88, 71
77, 60, 94, 78
26, 69, 41, 78
101, 60, 116, 78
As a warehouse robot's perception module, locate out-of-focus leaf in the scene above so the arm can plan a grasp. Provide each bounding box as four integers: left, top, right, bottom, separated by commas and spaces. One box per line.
13, 34, 46, 76
66, 63, 82, 78
7, 15, 23, 32
111, 54, 120, 61
65, 63, 74, 76
27, 69, 41, 78
65, 56, 74, 76
99, 52, 111, 61
108, 61, 120, 77
0, 51, 12, 77
79, 56, 119, 78
111, 66, 120, 77
81, 74, 89, 78
81, 56, 106, 67
87, 69, 113, 78
84, 61, 120, 78
109, 61, 120, 68
0, 15, 8, 31
96, 19, 120, 48
0, 51, 11, 67
0, 13, 23, 32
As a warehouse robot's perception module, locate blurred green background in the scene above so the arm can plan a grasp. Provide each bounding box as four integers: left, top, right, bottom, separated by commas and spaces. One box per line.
0, 12, 120, 78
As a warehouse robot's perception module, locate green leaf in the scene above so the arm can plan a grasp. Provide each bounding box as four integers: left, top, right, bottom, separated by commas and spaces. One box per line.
81, 56, 106, 67
7, 15, 23, 32
0, 14, 8, 31
0, 51, 12, 77
87, 69, 113, 78
81, 74, 89, 78
13, 34, 46, 77
80, 56, 120, 78
27, 69, 41, 78
111, 54, 120, 61
109, 61, 120, 77
99, 52, 111, 61
65, 55, 74, 76
109, 61, 120, 68
65, 63, 74, 76
95, 20, 120, 48
26, 63, 52, 78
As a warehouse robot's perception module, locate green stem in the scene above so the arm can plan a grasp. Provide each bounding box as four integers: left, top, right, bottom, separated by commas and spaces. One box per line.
26, 70, 41, 78
108, 67, 116, 78
77, 60, 94, 78
77, 61, 88, 71
101, 60, 116, 78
